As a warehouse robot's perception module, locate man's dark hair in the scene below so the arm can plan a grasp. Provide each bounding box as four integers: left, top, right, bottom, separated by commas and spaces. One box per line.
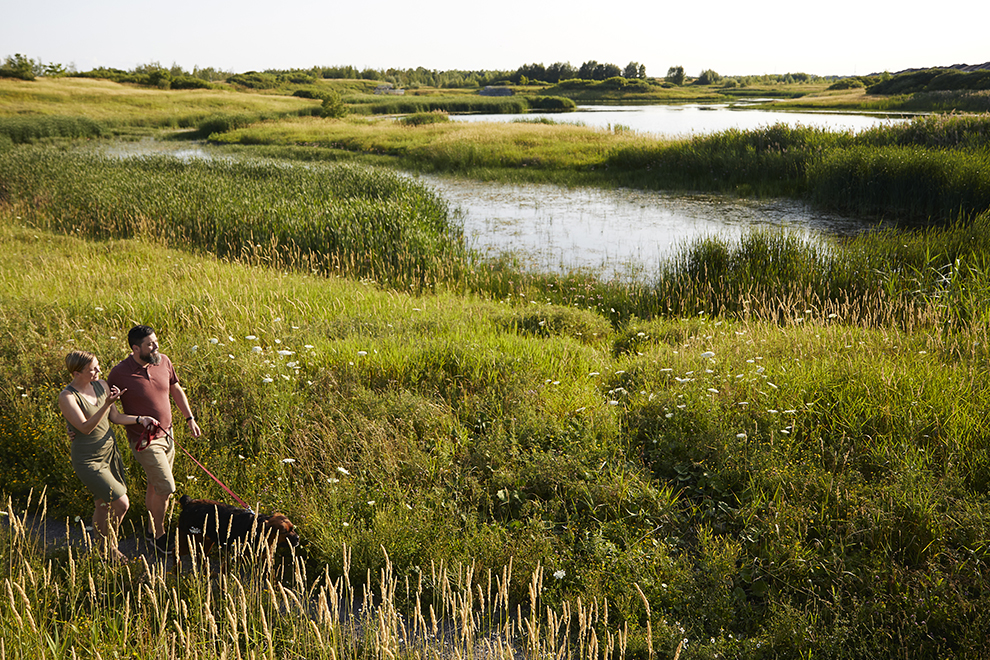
127, 324, 156, 349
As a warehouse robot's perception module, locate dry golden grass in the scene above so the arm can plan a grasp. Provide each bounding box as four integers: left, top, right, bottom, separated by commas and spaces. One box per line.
0, 76, 317, 126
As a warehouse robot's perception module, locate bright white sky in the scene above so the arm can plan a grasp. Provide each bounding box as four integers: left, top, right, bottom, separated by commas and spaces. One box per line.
3, 0, 987, 78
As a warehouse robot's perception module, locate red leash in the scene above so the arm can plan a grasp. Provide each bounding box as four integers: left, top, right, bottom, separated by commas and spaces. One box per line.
138, 422, 253, 512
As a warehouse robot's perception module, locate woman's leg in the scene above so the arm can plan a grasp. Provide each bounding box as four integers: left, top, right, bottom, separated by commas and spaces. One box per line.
109, 494, 130, 534
92, 494, 129, 537
93, 498, 109, 537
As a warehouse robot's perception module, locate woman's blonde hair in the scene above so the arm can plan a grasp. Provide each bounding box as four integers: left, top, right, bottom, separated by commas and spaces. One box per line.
65, 350, 97, 375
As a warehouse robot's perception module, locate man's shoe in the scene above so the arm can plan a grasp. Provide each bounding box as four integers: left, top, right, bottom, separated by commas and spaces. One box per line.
154, 534, 169, 555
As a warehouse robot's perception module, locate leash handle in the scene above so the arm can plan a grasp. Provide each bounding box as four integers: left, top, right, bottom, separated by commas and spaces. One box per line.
146, 421, 253, 512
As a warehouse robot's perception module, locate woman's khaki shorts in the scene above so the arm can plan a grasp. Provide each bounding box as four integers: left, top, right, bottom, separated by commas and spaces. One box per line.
132, 431, 176, 496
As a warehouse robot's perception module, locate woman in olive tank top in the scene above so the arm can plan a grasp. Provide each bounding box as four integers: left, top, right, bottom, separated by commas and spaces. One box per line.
57, 350, 158, 551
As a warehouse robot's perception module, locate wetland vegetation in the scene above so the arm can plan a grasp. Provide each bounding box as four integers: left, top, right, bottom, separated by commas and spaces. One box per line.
2, 69, 990, 658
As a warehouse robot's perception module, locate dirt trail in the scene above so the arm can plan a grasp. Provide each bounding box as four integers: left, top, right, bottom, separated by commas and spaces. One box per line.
2, 510, 169, 563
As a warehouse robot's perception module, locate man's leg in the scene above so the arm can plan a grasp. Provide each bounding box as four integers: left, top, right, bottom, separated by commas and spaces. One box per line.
134, 434, 176, 547
146, 484, 170, 539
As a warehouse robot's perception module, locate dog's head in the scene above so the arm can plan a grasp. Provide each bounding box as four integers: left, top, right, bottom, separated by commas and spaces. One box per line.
264, 513, 300, 547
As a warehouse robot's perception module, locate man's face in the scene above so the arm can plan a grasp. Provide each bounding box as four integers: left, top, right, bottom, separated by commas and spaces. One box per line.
136, 333, 161, 366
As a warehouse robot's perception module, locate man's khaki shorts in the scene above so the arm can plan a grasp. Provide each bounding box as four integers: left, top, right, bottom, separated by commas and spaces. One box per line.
132, 431, 176, 496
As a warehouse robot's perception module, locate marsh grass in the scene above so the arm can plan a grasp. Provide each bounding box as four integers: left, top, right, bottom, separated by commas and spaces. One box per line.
606, 116, 990, 221
2, 492, 698, 660
4, 196, 990, 656
212, 110, 990, 222
211, 115, 645, 180
0, 146, 464, 288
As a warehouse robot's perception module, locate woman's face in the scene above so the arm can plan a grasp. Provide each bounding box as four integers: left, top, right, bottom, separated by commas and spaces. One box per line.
78, 358, 101, 382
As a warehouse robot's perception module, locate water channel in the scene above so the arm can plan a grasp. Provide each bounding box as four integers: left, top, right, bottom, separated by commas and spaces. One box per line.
107, 104, 908, 280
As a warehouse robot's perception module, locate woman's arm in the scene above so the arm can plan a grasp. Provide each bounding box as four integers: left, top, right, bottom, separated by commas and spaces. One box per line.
58, 389, 114, 436
107, 404, 158, 429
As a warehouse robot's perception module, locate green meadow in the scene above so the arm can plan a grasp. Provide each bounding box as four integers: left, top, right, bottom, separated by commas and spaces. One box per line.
2, 76, 990, 658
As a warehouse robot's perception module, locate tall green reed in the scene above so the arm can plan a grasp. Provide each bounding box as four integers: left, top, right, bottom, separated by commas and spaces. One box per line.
0, 146, 465, 288
0, 115, 108, 145
607, 115, 990, 222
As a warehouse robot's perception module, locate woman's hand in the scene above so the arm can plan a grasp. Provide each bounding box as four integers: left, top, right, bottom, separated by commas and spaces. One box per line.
139, 416, 160, 430
107, 385, 126, 403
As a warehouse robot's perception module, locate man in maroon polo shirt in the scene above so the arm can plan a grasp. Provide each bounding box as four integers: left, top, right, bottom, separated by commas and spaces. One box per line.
108, 324, 201, 554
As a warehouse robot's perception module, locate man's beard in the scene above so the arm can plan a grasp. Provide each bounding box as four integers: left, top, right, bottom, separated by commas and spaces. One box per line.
141, 349, 162, 365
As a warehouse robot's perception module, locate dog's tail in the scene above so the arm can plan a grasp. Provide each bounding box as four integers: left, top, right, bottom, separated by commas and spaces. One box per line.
179, 494, 191, 507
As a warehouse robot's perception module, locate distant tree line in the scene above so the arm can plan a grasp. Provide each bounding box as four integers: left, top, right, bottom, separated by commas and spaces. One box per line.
509, 61, 647, 84
1, 53, 847, 92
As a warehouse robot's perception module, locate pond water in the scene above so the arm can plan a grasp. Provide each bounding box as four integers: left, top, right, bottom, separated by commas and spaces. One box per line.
102, 103, 890, 282
452, 103, 911, 137
443, 105, 903, 279
416, 175, 869, 281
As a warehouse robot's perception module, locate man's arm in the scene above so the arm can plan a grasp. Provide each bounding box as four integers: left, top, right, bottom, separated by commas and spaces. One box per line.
170, 382, 202, 438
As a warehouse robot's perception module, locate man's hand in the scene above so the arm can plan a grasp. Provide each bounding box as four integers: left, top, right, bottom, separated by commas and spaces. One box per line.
188, 417, 202, 438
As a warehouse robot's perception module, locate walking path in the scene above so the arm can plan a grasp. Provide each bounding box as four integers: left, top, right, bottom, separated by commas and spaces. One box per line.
1, 509, 169, 563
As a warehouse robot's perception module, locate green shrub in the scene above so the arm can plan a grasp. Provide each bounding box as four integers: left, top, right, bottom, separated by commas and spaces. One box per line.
696, 69, 722, 85
227, 71, 279, 89
169, 75, 213, 90
196, 113, 260, 135
527, 96, 577, 111
399, 111, 450, 126
827, 78, 866, 90
292, 88, 322, 99
0, 54, 36, 80
868, 68, 990, 95
320, 89, 347, 119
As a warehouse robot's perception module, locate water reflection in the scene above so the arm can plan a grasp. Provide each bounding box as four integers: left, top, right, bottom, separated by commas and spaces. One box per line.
453, 104, 911, 137
417, 175, 872, 281
102, 138, 220, 162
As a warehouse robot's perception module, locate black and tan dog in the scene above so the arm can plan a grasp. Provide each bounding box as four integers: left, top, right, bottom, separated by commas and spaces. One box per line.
175, 494, 299, 562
